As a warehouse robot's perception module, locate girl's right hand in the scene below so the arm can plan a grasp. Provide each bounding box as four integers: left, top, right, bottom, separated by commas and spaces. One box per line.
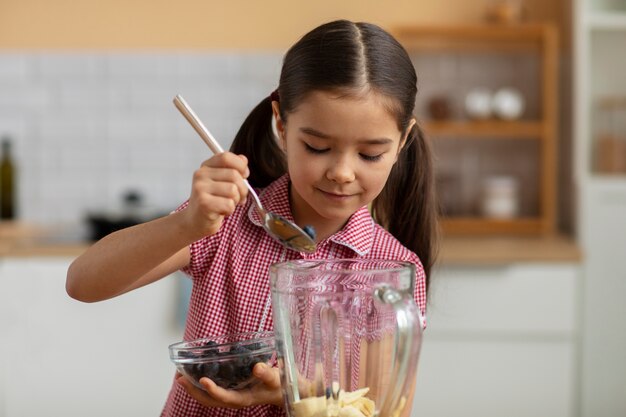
181, 152, 250, 240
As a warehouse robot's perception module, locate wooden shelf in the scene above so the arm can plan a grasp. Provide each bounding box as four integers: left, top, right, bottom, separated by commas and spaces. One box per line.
393, 24, 551, 52
441, 217, 546, 235
439, 234, 581, 264
423, 120, 544, 138
396, 23, 558, 236
394, 23, 550, 41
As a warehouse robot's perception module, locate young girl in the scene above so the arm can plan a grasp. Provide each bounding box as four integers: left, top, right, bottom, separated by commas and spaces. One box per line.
66, 19, 438, 417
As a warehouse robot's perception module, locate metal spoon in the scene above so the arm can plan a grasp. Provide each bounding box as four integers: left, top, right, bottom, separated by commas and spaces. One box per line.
173, 94, 316, 253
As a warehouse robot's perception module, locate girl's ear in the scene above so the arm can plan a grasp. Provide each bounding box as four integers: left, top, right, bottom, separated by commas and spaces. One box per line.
395, 118, 417, 161
271, 101, 286, 150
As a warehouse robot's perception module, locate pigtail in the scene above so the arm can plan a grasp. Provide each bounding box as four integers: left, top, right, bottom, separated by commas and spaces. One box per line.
229, 96, 286, 188
371, 123, 439, 290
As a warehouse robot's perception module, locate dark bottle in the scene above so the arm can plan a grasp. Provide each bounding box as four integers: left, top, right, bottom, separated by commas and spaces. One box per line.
1, 138, 15, 219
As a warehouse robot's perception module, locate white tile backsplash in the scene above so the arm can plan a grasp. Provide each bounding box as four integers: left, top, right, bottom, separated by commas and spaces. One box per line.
0, 54, 30, 81
0, 82, 52, 110
0, 51, 283, 224
37, 53, 107, 79
0, 50, 536, 226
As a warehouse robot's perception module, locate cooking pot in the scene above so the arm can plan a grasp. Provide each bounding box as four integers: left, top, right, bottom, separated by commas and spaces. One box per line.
85, 190, 165, 241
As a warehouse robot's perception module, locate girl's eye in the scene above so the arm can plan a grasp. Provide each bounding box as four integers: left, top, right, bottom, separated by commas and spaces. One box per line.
304, 143, 329, 154
360, 153, 383, 162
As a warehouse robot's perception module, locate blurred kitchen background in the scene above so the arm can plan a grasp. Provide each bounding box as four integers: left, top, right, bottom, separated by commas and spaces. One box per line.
1, 0, 625, 416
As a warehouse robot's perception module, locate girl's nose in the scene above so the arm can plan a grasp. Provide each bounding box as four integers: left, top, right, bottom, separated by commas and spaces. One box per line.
326, 158, 355, 183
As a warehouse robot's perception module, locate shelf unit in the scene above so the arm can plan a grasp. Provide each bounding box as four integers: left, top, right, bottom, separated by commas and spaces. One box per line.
575, 4, 626, 179
394, 24, 558, 235
574, 1, 626, 417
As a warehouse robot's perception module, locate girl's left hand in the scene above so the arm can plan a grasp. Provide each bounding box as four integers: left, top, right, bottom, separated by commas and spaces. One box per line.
175, 363, 284, 409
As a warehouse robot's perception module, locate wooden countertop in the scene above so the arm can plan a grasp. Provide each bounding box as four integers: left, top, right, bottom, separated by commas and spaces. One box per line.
0, 221, 582, 264
0, 221, 89, 258
438, 234, 582, 265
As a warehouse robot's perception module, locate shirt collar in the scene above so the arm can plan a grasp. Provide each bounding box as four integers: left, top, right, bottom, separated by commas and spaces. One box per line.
247, 174, 295, 227
327, 206, 375, 256
248, 174, 375, 256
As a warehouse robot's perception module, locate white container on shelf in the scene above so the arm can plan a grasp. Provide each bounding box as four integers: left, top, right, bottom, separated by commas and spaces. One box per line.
481, 176, 520, 218
464, 88, 493, 120
492, 87, 525, 120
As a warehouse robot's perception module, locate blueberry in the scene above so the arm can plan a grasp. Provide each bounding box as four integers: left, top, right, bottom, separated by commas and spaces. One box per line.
303, 225, 316, 240
236, 363, 253, 380
238, 350, 253, 364
246, 341, 268, 352
256, 352, 272, 363
246, 342, 261, 351
212, 377, 228, 388
178, 350, 195, 359
202, 340, 219, 357
235, 354, 254, 375
200, 361, 220, 379
229, 343, 247, 356
187, 363, 204, 380
226, 380, 239, 389
217, 360, 236, 380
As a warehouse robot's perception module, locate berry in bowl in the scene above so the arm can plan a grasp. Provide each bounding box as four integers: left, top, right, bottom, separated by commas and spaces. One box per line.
169, 331, 275, 391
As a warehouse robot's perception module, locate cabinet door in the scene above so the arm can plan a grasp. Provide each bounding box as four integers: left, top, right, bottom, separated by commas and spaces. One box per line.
411, 264, 579, 417
1, 258, 183, 417
426, 264, 578, 335
581, 181, 626, 417
0, 260, 8, 416
412, 338, 575, 417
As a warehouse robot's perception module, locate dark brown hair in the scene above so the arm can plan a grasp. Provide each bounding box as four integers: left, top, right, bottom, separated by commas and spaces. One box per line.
230, 20, 438, 289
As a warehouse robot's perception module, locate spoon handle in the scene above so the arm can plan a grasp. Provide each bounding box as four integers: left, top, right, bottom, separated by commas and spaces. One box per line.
173, 94, 264, 212
174, 94, 224, 154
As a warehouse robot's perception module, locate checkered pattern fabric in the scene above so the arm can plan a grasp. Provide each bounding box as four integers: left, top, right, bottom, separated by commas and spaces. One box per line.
161, 174, 426, 417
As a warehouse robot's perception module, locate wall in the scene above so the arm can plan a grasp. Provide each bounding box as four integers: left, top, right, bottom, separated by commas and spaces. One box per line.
0, 0, 571, 229
0, 0, 564, 49
0, 51, 282, 224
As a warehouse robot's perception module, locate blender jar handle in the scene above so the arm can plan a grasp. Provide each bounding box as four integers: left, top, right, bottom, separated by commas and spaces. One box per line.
374, 286, 423, 417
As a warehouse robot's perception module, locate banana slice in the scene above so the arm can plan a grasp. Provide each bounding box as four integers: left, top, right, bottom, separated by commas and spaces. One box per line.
390, 396, 407, 417
338, 405, 367, 417
292, 395, 328, 417
340, 387, 370, 405
352, 397, 376, 417
291, 386, 376, 417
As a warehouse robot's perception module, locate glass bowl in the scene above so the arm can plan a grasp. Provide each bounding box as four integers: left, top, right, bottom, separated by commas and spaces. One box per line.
169, 331, 275, 391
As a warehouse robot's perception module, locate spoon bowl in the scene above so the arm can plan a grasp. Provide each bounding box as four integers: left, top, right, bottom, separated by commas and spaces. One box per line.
173, 94, 316, 253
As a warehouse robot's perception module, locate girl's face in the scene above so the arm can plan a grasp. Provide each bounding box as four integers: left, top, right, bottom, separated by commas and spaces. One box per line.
273, 90, 415, 239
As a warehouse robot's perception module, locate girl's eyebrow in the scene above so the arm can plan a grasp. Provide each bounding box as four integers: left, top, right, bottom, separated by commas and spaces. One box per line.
300, 127, 331, 139
299, 127, 394, 145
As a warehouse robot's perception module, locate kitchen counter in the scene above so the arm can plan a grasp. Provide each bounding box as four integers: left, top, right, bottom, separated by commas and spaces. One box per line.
0, 221, 89, 258
439, 234, 582, 265
0, 221, 582, 263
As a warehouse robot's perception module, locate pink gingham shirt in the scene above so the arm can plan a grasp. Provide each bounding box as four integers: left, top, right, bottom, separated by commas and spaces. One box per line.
161, 174, 427, 417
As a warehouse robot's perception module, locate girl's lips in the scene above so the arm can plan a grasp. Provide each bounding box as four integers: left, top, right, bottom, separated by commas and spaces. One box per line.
319, 189, 354, 201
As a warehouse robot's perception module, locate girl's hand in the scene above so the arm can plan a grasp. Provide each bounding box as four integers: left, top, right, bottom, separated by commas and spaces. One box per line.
181, 152, 250, 241
175, 363, 284, 409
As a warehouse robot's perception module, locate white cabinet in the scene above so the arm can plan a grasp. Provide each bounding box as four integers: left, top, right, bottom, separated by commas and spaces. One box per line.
574, 1, 626, 416
411, 263, 580, 417
578, 180, 626, 417
0, 257, 184, 417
